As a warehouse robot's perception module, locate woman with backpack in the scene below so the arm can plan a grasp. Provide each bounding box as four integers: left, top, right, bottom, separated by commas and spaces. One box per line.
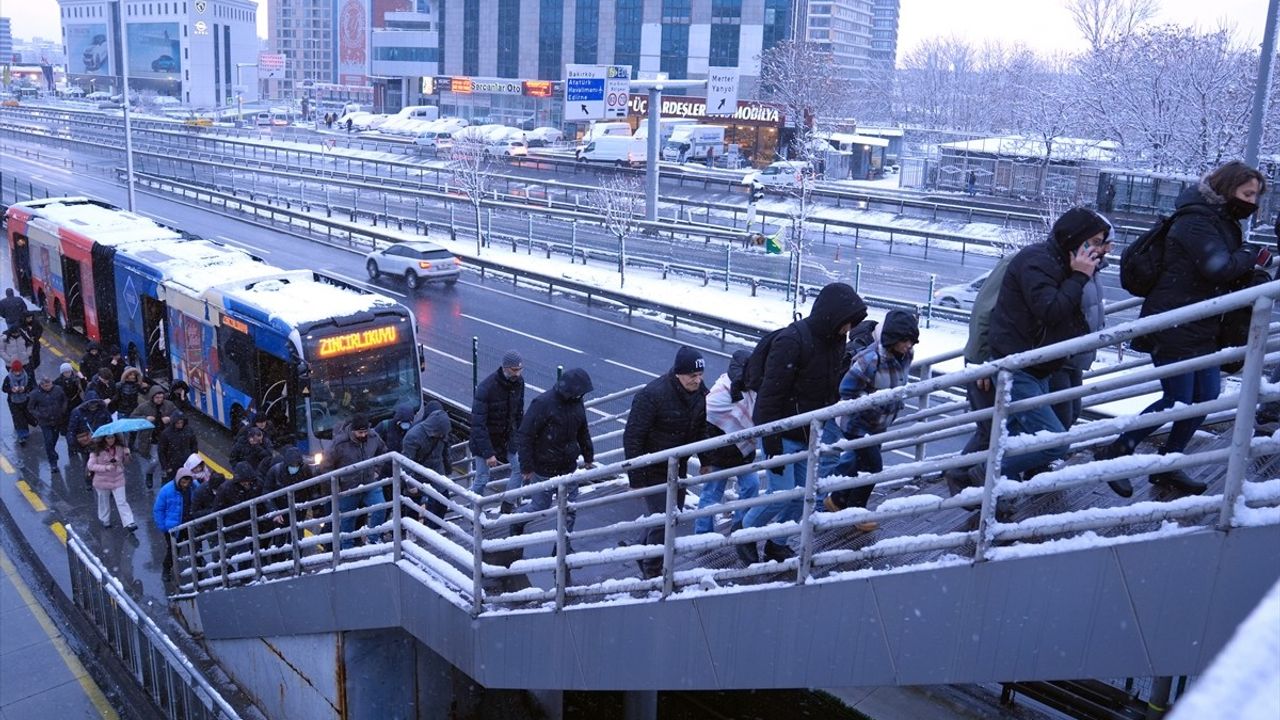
1099, 161, 1271, 497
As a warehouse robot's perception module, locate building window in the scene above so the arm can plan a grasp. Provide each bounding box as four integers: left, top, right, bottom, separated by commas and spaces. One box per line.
496, 0, 519, 77
614, 0, 642, 74
660, 0, 690, 79
763, 0, 791, 50
373, 46, 440, 62
538, 0, 562, 80
709, 25, 739, 67
463, 0, 479, 75
574, 0, 598, 64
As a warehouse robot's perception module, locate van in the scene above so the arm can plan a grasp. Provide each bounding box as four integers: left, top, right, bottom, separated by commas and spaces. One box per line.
415, 118, 468, 148
634, 117, 699, 144
661, 125, 727, 162
576, 135, 647, 166
583, 121, 632, 143
378, 105, 440, 134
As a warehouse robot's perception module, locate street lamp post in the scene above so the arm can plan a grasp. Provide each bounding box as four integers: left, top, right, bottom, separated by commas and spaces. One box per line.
235, 63, 258, 127
115, 0, 136, 211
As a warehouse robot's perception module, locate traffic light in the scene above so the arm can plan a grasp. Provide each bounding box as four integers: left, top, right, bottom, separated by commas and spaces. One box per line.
750, 183, 764, 204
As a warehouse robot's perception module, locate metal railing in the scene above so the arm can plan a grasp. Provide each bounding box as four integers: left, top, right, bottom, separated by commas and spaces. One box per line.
66, 527, 243, 720
172, 280, 1280, 617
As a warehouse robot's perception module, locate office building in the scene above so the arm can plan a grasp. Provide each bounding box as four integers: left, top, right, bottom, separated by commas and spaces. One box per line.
870, 0, 898, 72
803, 0, 874, 79
57, 0, 258, 107
267, 0, 333, 99
0, 18, 13, 65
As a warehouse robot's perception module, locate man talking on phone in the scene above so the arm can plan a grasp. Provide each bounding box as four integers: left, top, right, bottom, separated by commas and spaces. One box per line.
962, 207, 1112, 488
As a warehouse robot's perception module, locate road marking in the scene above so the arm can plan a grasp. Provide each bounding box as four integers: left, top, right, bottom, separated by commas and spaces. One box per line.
47, 344, 65, 358
0, 547, 119, 720
420, 344, 470, 365
328, 271, 407, 298
1, 455, 15, 473
605, 358, 659, 378
200, 452, 230, 480
17, 479, 48, 512
51, 522, 67, 545
461, 314, 583, 354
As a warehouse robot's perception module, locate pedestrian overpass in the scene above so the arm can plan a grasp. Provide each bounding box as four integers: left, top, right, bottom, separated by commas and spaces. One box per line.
160, 282, 1280, 718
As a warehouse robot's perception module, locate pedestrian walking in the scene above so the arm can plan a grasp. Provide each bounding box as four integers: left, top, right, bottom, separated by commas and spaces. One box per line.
966, 170, 977, 197
18, 312, 42, 372
693, 350, 760, 534
213, 461, 268, 567
1098, 161, 1272, 496
87, 434, 136, 530
3, 359, 33, 445
823, 310, 919, 523
131, 385, 177, 489
114, 366, 147, 416
89, 368, 116, 411
66, 396, 111, 456
79, 341, 104, 382
1049, 230, 1111, 431
513, 368, 595, 539
54, 362, 86, 409
153, 465, 200, 582
0, 289, 26, 333
468, 350, 525, 506
157, 411, 199, 485
737, 282, 867, 565
28, 374, 68, 468
230, 426, 274, 475
326, 414, 389, 549
402, 402, 453, 525
624, 347, 707, 578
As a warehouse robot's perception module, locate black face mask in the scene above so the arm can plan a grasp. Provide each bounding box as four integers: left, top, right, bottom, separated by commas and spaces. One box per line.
1225, 197, 1258, 220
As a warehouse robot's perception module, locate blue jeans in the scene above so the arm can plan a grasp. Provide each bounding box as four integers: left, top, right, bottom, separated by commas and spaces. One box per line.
469, 451, 521, 495
516, 473, 579, 533
1119, 358, 1221, 454
828, 441, 883, 510
743, 437, 809, 532
693, 467, 760, 534
1002, 370, 1068, 478
339, 485, 387, 549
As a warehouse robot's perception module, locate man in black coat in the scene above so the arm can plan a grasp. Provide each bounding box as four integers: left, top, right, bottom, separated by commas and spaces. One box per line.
468, 350, 526, 497
740, 282, 867, 565
984, 206, 1108, 484
623, 346, 707, 578
157, 412, 199, 485
0, 289, 26, 333
513, 368, 595, 532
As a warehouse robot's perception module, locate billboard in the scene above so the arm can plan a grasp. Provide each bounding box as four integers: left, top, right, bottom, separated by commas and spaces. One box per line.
337, 0, 371, 85
66, 24, 112, 76
127, 22, 182, 79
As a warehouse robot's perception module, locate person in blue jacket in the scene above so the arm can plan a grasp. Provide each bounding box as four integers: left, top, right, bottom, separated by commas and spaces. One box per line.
153, 465, 199, 582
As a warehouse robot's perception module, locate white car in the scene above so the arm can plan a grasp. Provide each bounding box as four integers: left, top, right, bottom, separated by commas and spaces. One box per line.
365, 241, 461, 289
933, 270, 992, 310
485, 138, 528, 157
745, 160, 813, 189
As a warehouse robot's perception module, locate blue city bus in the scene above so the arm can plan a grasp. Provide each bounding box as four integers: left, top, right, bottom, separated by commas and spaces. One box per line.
5, 197, 422, 458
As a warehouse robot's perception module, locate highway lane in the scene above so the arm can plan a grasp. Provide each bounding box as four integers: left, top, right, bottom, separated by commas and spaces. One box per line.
0, 152, 752, 417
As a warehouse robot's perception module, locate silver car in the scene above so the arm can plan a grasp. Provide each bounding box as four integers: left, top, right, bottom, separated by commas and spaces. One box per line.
365, 241, 461, 289
933, 270, 991, 310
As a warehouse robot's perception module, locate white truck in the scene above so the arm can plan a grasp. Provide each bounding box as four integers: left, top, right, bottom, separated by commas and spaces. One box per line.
634, 117, 699, 145
661, 125, 727, 162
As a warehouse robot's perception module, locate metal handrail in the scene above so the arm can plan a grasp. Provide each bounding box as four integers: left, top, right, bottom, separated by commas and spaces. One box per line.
170, 280, 1280, 615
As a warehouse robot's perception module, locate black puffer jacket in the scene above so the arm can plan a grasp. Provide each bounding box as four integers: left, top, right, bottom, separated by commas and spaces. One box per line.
624, 373, 707, 488
754, 283, 868, 448
517, 368, 594, 478
988, 242, 1090, 378
468, 366, 525, 461
327, 425, 389, 490
1140, 183, 1261, 361
157, 413, 199, 478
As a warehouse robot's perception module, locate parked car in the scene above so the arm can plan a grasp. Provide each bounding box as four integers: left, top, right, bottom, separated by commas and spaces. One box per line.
932, 270, 992, 310
745, 160, 813, 189
365, 241, 461, 289
525, 127, 563, 147
485, 138, 528, 157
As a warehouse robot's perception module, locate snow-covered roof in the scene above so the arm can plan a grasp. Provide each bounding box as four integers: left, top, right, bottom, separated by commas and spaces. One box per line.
851, 126, 904, 138
119, 238, 281, 294
822, 132, 890, 148
231, 274, 399, 326
25, 198, 184, 246
938, 135, 1118, 163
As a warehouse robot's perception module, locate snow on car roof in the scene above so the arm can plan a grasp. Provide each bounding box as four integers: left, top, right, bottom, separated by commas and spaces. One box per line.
24, 198, 184, 246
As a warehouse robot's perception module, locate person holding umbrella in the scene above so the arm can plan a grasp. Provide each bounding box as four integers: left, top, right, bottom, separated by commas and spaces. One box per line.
87, 432, 135, 530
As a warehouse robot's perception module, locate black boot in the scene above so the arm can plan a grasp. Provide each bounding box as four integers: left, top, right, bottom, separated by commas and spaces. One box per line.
1093, 439, 1135, 497
736, 541, 759, 566
763, 540, 795, 562
1151, 469, 1206, 495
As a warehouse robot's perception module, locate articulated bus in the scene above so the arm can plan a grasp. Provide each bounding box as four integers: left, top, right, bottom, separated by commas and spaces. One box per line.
3, 197, 422, 457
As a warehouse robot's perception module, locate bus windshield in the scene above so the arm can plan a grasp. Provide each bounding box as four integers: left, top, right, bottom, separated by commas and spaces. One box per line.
298, 318, 420, 439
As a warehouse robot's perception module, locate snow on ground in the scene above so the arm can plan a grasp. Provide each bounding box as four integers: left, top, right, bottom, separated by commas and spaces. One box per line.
1168, 578, 1280, 720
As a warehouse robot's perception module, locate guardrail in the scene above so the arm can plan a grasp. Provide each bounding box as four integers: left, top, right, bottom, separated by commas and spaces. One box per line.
67, 526, 243, 720
171, 280, 1280, 617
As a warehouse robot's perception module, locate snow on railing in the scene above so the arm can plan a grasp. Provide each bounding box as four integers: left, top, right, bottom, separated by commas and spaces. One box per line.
171, 281, 1280, 615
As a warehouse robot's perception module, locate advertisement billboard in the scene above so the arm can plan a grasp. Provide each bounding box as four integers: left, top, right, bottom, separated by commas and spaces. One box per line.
66, 24, 112, 76
337, 0, 371, 85
127, 22, 182, 79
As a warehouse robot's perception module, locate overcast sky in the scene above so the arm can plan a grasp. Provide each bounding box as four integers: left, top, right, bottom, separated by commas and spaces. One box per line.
5, 0, 1274, 58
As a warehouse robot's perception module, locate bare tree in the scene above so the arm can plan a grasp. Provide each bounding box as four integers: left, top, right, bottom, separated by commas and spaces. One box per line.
448, 138, 490, 255
588, 174, 644, 288
1067, 0, 1158, 52
1004, 52, 1090, 196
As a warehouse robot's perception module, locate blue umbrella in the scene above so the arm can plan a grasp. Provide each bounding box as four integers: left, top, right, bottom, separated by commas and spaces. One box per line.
91, 417, 154, 438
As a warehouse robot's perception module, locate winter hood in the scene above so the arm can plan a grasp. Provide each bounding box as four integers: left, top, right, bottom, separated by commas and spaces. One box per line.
807, 283, 868, 341
555, 367, 594, 401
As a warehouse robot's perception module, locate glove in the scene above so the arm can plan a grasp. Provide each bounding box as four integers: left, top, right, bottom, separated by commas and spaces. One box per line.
762, 434, 783, 458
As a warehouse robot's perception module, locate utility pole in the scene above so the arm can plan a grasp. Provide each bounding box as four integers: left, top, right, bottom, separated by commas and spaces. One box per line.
1244, 0, 1279, 168
116, 0, 136, 211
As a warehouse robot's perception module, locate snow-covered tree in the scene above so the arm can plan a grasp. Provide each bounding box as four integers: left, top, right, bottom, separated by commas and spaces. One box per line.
1066, 0, 1158, 53
589, 174, 643, 289
448, 139, 490, 255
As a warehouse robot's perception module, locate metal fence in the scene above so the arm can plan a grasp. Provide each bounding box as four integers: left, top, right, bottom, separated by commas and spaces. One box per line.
66, 527, 244, 720
172, 280, 1280, 617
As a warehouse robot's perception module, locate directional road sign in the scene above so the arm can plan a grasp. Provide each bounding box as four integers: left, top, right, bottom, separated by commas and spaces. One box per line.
706, 68, 741, 116
565, 65, 607, 121
605, 65, 632, 119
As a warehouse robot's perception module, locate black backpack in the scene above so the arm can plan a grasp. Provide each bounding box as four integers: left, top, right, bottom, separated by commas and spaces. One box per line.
743, 321, 813, 393
846, 319, 878, 359
1120, 211, 1184, 297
